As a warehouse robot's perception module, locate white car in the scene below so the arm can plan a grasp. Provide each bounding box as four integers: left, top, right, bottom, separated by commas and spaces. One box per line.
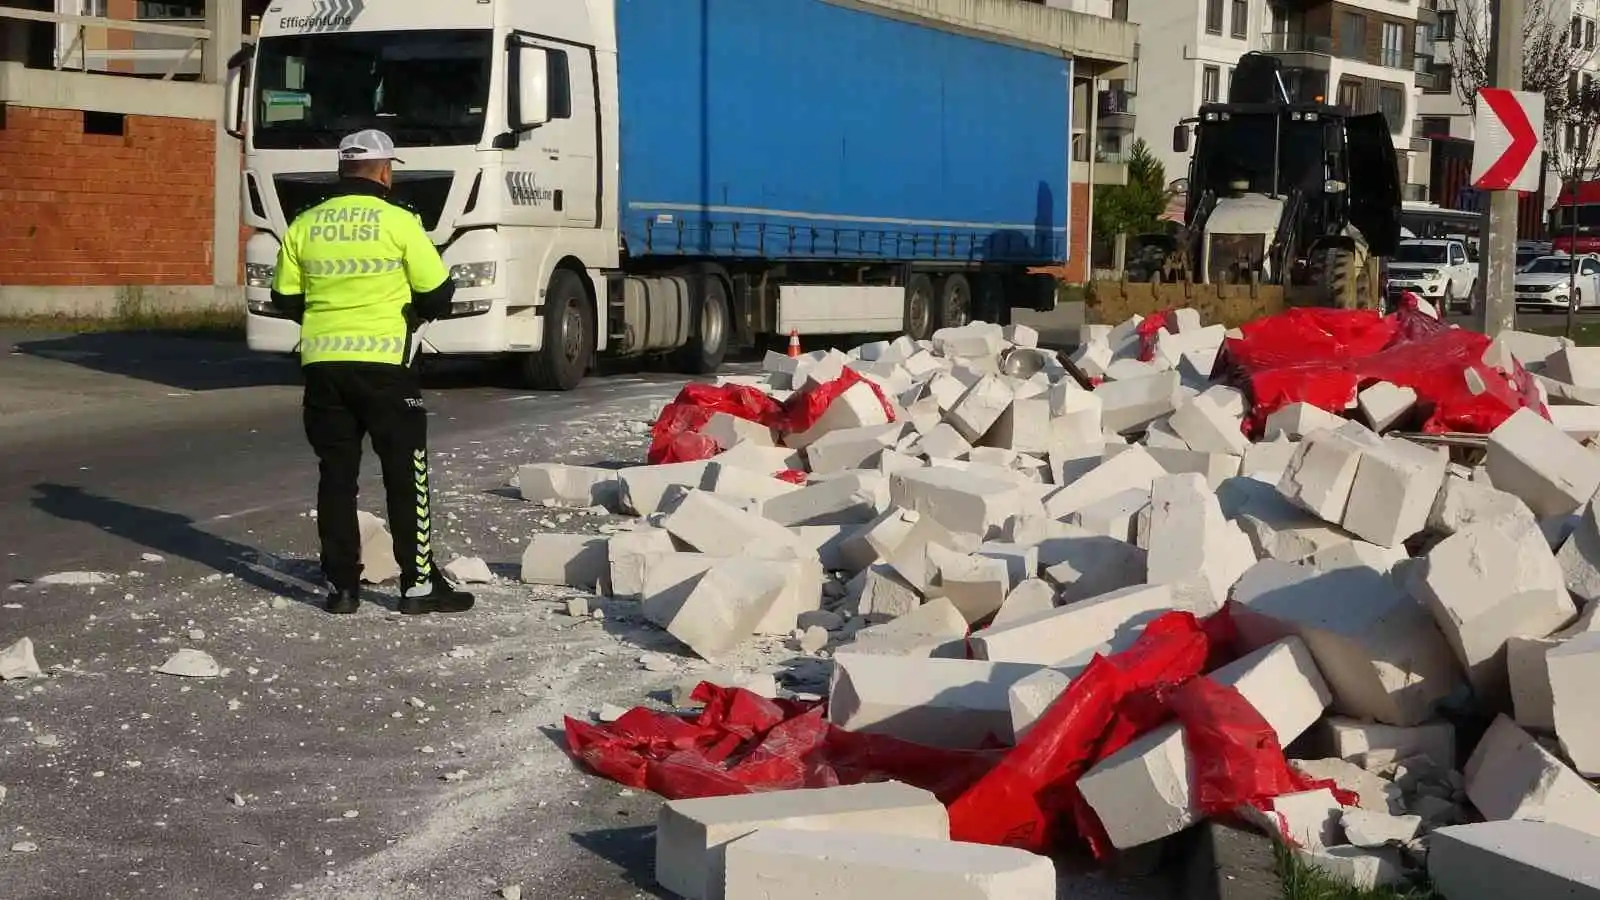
1515, 255, 1600, 311
1386, 239, 1478, 311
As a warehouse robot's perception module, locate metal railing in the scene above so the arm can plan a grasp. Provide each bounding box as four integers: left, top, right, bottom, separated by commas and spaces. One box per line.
0, 4, 212, 80
1262, 31, 1335, 54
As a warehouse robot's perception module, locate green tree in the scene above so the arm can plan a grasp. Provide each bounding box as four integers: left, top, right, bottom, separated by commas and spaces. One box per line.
1092, 139, 1172, 238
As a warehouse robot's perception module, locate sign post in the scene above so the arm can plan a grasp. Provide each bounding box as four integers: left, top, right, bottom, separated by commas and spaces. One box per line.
1471, 0, 1533, 337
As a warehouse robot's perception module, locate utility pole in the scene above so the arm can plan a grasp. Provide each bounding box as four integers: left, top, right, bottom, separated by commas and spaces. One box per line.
1474, 0, 1525, 336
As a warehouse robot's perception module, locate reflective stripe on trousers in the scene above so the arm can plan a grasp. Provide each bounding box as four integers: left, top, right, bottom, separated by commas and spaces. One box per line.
413, 448, 433, 580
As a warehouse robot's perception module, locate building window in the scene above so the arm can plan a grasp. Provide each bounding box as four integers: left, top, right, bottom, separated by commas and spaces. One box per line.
1202, 65, 1221, 102
1377, 85, 1406, 132
1111, 0, 1128, 20
137, 1, 204, 16
1574, 15, 1584, 49
1337, 78, 1362, 111
1231, 0, 1248, 39
1438, 10, 1456, 41
1206, 0, 1224, 35
1427, 61, 1453, 94
1588, 19, 1596, 50
1420, 116, 1451, 138
1380, 21, 1404, 68
1226, 66, 1234, 96
1339, 12, 1367, 59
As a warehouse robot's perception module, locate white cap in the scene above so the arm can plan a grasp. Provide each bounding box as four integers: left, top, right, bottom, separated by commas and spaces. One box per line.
338, 129, 404, 164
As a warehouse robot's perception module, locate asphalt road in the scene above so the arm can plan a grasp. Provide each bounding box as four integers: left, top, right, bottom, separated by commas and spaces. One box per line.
0, 331, 1172, 900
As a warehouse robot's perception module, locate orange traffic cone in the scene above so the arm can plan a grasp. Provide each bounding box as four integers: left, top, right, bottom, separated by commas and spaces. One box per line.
787, 329, 801, 358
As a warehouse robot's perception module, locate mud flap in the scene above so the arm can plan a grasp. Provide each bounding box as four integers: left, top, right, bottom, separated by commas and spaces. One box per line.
1345, 113, 1402, 258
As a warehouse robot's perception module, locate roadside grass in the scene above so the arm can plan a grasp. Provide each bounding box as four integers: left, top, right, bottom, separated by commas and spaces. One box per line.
0, 307, 246, 340
1530, 321, 1600, 346
1277, 845, 1437, 900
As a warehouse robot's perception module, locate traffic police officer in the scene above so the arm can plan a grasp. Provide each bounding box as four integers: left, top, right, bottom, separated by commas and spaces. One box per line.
269, 129, 474, 616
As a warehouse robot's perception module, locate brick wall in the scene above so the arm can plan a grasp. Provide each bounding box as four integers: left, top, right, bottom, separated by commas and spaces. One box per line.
0, 105, 218, 285
1065, 184, 1091, 283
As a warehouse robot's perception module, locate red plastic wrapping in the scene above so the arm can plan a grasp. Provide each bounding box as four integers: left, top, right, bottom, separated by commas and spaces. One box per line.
563, 608, 1340, 861
779, 369, 896, 435
1222, 298, 1546, 435
646, 383, 784, 465
773, 469, 810, 485
1135, 310, 1177, 362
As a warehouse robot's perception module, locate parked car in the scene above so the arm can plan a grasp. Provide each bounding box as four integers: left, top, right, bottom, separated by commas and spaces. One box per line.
1515, 254, 1600, 311
1517, 241, 1554, 271
1386, 239, 1478, 311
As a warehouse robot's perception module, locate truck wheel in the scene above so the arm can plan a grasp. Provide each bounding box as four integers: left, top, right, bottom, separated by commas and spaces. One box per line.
520, 269, 593, 391
904, 273, 936, 340
673, 272, 730, 375
1309, 246, 1359, 309
938, 273, 973, 328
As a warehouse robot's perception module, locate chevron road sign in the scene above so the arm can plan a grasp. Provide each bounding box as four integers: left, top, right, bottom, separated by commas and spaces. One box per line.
1472, 88, 1544, 193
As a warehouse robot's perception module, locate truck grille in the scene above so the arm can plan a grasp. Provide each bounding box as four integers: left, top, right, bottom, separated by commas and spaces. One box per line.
273, 172, 455, 230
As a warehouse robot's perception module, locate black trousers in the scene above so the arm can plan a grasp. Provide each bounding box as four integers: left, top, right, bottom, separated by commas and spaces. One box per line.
302, 362, 436, 591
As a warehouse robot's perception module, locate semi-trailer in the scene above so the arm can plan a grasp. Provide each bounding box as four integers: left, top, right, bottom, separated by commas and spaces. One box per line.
230, 0, 1076, 389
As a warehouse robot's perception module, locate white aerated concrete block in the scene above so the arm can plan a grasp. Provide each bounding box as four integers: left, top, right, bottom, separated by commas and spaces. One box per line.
1003, 322, 1039, 348
606, 527, 676, 599
1264, 403, 1346, 441
1548, 404, 1600, 441
653, 558, 786, 659
702, 412, 776, 449
1507, 636, 1561, 733
655, 782, 949, 900
1040, 532, 1148, 604
1295, 846, 1404, 891
1145, 473, 1254, 613
842, 596, 968, 658
911, 421, 974, 460
1486, 407, 1600, 519
1548, 631, 1600, 776
1078, 638, 1332, 849
1558, 501, 1600, 605
1242, 437, 1299, 483
1358, 382, 1418, 433
1429, 820, 1600, 900
849, 564, 924, 622
1232, 559, 1461, 726
1170, 387, 1249, 455
763, 473, 886, 527
986, 397, 1052, 453
517, 463, 619, 508
1409, 522, 1576, 699
1097, 371, 1182, 434
971, 583, 1180, 665
619, 461, 711, 516
1047, 381, 1104, 445
662, 489, 815, 561
889, 467, 1024, 540
787, 381, 892, 449
1067, 487, 1150, 543
928, 547, 1012, 624
1244, 788, 1344, 849
520, 534, 609, 590
1319, 717, 1456, 771
1146, 447, 1242, 490
1007, 664, 1084, 739
1277, 424, 1379, 524
992, 579, 1057, 628
1043, 445, 1166, 519
1428, 476, 1540, 541
723, 829, 1055, 900
1464, 715, 1600, 838
947, 375, 1015, 443
1341, 435, 1448, 548
356, 512, 400, 584
840, 508, 921, 574
828, 654, 1053, 748
1546, 346, 1600, 388
712, 441, 805, 473
704, 460, 800, 506
806, 423, 902, 473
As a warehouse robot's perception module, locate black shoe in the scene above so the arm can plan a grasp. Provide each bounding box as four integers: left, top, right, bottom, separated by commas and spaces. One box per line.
324, 587, 361, 615
397, 575, 475, 615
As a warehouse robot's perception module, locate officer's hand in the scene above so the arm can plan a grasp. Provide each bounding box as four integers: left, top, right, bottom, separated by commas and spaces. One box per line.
403, 303, 425, 330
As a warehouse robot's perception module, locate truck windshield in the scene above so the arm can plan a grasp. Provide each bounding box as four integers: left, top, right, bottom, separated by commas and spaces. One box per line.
1393, 244, 1448, 263
1553, 204, 1600, 231
252, 30, 492, 149
1193, 114, 1328, 196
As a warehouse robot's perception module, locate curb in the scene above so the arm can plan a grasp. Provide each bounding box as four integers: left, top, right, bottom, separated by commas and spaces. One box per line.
1178, 821, 1283, 900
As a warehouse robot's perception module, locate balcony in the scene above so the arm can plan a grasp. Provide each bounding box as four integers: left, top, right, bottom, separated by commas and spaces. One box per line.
1417, 0, 1440, 25
1070, 141, 1129, 186
1415, 54, 1435, 90
1263, 31, 1335, 71
1097, 88, 1136, 131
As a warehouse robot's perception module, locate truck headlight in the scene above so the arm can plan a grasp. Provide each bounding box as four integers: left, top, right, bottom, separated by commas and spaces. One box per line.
450, 262, 497, 288
245, 262, 275, 289
1419, 269, 1443, 281
450, 299, 493, 316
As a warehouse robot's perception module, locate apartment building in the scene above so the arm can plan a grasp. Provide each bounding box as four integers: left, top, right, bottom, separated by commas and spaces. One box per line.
1126, 0, 1429, 200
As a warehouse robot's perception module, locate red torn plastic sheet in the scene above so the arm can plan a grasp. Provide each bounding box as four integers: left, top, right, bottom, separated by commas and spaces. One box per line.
1135, 309, 1177, 362
1222, 302, 1545, 436
779, 369, 896, 436
563, 609, 1342, 861
645, 383, 784, 465
773, 469, 809, 485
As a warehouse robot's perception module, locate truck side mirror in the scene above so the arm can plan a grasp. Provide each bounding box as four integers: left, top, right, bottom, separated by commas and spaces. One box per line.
223, 43, 253, 141
1172, 124, 1190, 154
513, 45, 552, 130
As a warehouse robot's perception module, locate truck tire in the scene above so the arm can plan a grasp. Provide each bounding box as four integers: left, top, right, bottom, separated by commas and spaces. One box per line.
673, 271, 730, 375
938, 273, 973, 328
520, 269, 594, 392
904, 273, 936, 340
1309, 246, 1359, 309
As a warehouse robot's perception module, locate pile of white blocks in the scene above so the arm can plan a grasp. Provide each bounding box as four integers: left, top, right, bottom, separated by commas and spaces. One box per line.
511, 316, 1600, 897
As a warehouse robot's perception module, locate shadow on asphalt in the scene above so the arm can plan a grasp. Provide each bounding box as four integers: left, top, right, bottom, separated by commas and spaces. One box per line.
568, 825, 674, 899
28, 483, 324, 606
